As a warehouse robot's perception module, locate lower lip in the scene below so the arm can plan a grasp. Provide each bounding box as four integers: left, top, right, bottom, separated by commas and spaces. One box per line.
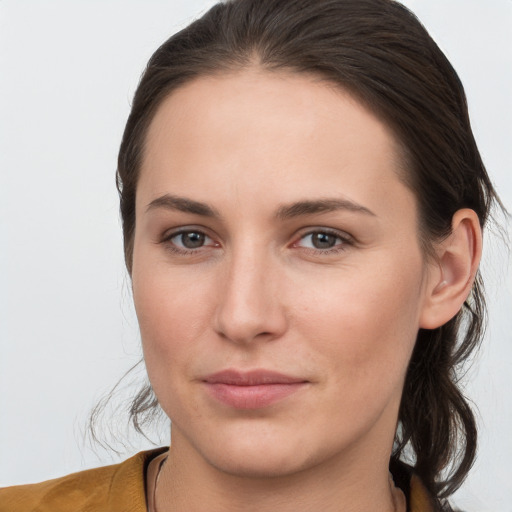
204, 382, 307, 409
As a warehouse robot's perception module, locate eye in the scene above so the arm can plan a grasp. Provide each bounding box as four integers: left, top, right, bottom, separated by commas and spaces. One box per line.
173, 231, 208, 249
304, 232, 340, 249
294, 229, 352, 253
162, 229, 218, 254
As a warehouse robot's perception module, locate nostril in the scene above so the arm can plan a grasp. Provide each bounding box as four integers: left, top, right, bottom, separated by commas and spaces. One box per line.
213, 305, 288, 345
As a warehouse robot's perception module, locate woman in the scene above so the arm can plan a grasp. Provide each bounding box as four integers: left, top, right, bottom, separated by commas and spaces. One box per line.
1, 0, 506, 511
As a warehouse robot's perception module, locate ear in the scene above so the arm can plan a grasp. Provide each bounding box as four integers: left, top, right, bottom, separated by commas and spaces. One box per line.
419, 209, 482, 330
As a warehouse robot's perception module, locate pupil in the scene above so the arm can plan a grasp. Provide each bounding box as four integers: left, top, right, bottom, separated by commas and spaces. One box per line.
313, 232, 336, 249
182, 232, 205, 249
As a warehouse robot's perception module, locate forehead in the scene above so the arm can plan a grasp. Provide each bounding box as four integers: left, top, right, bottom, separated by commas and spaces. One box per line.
143, 68, 400, 163
138, 68, 413, 221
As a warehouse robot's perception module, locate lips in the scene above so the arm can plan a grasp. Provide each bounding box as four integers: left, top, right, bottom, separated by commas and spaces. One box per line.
202, 369, 308, 409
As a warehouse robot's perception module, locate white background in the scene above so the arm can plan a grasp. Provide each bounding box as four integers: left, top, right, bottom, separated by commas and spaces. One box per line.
1, 1, 511, 510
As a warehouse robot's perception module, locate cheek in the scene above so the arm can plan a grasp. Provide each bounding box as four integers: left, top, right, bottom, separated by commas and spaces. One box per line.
132, 263, 214, 386
293, 257, 424, 392
132, 278, 210, 423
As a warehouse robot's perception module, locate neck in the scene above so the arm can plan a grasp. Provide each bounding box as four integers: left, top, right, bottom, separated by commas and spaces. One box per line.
155, 431, 404, 512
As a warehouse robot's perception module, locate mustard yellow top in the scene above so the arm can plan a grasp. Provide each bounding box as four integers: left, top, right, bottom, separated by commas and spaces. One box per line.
0, 448, 436, 512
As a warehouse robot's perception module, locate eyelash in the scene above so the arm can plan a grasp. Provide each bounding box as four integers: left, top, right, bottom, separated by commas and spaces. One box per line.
161, 229, 218, 256
160, 228, 354, 256
293, 228, 353, 255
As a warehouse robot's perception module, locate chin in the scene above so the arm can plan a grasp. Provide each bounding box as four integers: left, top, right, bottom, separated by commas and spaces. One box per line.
206, 446, 314, 480
190, 424, 340, 480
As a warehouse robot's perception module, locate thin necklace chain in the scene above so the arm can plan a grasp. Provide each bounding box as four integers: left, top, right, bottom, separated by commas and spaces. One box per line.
152, 455, 167, 512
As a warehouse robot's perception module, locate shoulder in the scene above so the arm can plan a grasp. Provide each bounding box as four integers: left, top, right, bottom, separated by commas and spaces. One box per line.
0, 448, 167, 512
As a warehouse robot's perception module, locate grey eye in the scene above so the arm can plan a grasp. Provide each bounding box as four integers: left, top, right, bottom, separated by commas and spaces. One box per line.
310, 232, 338, 249
174, 231, 206, 249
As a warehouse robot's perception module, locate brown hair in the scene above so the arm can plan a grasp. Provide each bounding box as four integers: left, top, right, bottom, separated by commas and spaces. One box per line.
114, 0, 503, 507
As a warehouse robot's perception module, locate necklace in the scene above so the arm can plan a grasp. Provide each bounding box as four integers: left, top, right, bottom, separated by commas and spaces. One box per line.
150, 454, 167, 512
389, 471, 407, 512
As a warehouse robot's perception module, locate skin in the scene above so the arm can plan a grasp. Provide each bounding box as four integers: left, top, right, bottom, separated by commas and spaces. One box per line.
131, 69, 481, 511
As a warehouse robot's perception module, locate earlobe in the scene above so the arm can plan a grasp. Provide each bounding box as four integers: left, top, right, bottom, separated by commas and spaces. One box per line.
419, 209, 482, 330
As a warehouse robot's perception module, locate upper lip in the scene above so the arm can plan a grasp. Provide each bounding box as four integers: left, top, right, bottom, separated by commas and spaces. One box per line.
203, 369, 308, 386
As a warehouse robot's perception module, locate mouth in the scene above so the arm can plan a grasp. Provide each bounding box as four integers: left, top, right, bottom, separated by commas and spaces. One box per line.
202, 369, 309, 410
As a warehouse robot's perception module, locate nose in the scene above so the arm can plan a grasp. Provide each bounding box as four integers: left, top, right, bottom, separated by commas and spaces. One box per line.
213, 248, 288, 345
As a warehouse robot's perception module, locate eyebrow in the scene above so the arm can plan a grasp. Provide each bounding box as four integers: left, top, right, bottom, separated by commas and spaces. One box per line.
146, 194, 220, 217
275, 198, 376, 220
145, 194, 375, 219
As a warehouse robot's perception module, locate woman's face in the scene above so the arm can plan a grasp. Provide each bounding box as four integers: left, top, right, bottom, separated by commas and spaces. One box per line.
132, 69, 434, 478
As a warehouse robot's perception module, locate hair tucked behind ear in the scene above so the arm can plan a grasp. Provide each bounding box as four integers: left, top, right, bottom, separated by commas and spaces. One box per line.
105, 0, 508, 507
395, 275, 486, 499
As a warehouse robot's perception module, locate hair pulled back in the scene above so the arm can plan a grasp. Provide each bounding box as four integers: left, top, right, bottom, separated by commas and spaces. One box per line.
116, 0, 501, 506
